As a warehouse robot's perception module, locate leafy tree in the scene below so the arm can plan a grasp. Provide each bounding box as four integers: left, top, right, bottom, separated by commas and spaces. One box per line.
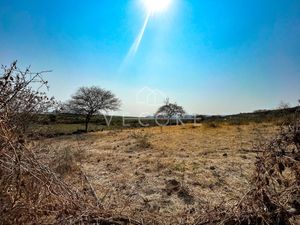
67, 86, 121, 132
155, 98, 185, 121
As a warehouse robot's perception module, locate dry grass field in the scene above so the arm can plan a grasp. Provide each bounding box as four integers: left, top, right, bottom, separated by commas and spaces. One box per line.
34, 123, 280, 223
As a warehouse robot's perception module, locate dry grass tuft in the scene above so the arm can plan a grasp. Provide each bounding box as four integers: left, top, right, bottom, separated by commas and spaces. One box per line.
52, 147, 80, 176
131, 132, 152, 149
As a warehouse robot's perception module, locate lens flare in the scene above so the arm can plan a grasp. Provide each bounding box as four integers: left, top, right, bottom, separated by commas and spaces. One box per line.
119, 12, 151, 72
119, 0, 172, 73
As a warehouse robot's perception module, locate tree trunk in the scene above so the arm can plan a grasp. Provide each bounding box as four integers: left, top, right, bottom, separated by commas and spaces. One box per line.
168, 115, 171, 126
85, 115, 91, 132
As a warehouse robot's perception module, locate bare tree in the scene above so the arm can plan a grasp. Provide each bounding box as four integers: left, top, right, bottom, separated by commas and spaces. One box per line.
155, 98, 185, 121
0, 61, 55, 134
278, 101, 290, 110
67, 86, 121, 132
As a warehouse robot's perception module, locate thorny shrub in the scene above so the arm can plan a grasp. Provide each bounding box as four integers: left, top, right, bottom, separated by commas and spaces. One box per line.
0, 62, 141, 225
195, 114, 300, 225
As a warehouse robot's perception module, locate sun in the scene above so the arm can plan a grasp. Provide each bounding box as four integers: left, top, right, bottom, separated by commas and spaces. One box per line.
143, 0, 172, 13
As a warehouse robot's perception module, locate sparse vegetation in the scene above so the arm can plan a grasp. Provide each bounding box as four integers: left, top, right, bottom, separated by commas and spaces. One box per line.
1, 61, 299, 224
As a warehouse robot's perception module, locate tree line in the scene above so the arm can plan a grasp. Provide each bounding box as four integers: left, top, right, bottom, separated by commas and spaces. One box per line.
64, 87, 186, 132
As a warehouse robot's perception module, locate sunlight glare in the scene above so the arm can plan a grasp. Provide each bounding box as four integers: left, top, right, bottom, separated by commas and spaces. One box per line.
143, 0, 172, 13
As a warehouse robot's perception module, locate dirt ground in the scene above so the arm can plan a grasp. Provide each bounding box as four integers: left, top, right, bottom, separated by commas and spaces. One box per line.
37, 123, 279, 223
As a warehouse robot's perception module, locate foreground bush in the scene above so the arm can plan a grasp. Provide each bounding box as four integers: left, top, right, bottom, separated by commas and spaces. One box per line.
0, 62, 141, 225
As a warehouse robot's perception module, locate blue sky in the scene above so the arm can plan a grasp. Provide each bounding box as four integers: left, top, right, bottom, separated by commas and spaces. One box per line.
0, 0, 300, 116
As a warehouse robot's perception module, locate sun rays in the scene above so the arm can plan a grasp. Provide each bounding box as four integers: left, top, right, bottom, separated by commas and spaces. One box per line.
119, 0, 172, 73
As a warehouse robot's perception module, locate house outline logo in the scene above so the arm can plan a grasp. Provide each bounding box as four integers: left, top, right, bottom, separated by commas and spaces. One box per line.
136, 86, 167, 106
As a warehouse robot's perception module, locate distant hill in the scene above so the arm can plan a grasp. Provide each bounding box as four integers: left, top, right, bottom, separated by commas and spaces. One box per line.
200, 106, 300, 125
